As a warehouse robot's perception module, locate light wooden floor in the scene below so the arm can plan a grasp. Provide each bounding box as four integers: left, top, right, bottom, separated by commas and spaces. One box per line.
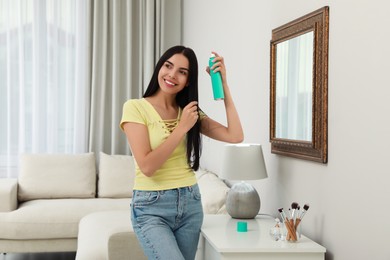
0, 252, 76, 260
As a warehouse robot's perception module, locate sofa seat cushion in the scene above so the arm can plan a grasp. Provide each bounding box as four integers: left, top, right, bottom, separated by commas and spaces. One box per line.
0, 198, 131, 240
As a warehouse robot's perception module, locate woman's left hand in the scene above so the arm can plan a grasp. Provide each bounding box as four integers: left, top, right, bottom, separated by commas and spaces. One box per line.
206, 52, 227, 84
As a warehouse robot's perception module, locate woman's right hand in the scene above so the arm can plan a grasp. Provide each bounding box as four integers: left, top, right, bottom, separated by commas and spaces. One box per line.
178, 101, 199, 133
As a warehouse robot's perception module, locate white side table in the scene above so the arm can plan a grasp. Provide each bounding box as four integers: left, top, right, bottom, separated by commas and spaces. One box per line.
198, 214, 326, 260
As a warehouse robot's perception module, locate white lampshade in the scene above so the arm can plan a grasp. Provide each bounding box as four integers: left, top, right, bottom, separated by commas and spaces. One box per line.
221, 143, 268, 181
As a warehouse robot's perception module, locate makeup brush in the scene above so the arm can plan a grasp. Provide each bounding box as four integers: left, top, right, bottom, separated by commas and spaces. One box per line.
291, 202, 299, 220
300, 204, 310, 220
286, 208, 292, 240
278, 208, 288, 222
295, 204, 310, 229
297, 205, 301, 215
288, 207, 294, 240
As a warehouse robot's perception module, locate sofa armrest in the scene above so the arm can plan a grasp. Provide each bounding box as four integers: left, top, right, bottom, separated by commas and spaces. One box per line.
0, 178, 18, 212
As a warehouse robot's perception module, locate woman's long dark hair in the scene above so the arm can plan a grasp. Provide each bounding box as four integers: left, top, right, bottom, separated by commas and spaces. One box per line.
143, 45, 202, 171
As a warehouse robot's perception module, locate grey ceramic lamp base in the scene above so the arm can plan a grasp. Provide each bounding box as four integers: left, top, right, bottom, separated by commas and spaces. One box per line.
226, 181, 260, 219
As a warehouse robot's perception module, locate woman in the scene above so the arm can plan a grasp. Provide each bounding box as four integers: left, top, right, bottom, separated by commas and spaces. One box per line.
120, 45, 243, 260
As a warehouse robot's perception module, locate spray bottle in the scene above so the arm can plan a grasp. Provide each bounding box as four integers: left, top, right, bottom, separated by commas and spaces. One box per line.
209, 53, 224, 100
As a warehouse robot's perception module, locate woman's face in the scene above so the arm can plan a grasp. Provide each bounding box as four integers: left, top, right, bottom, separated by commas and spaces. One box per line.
158, 53, 189, 95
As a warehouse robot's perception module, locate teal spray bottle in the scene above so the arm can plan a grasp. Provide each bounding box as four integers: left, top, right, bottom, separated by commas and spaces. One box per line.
209, 53, 224, 100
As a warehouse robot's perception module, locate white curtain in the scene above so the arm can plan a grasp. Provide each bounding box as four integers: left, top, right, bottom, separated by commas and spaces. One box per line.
88, 0, 182, 156
0, 0, 91, 178
0, 0, 182, 177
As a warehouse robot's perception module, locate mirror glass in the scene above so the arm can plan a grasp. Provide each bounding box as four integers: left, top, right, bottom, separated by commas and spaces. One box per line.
270, 6, 329, 163
275, 31, 313, 141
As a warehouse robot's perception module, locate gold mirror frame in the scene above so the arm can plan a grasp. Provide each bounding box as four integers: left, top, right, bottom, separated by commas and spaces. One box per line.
270, 6, 329, 163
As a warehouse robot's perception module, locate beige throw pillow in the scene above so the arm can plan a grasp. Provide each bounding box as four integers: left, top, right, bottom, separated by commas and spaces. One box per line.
18, 153, 96, 202
98, 152, 135, 198
196, 169, 230, 214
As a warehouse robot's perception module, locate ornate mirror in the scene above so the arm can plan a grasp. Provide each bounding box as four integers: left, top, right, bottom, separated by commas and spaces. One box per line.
270, 6, 329, 163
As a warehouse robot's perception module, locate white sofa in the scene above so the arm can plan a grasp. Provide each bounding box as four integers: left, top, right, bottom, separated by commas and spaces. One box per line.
0, 152, 230, 255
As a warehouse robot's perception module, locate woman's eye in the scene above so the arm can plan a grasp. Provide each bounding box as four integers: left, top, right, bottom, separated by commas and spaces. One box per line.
180, 70, 188, 75
165, 63, 172, 69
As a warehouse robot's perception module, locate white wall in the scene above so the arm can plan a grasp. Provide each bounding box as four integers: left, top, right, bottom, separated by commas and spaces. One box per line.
183, 1, 390, 260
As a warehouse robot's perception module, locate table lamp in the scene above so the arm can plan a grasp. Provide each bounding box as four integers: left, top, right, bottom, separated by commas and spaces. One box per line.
221, 144, 268, 219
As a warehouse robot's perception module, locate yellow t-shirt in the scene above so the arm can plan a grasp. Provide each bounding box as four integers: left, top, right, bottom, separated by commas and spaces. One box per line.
120, 98, 204, 191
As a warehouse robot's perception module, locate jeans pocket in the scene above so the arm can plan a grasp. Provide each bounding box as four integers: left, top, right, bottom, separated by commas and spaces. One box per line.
191, 184, 202, 200
133, 190, 160, 207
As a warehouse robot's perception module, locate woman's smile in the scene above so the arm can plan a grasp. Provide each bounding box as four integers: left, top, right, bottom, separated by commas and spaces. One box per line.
164, 79, 177, 87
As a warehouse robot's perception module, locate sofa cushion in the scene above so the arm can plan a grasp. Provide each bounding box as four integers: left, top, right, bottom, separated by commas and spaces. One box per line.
98, 152, 135, 198
196, 169, 230, 214
18, 153, 96, 202
0, 198, 131, 240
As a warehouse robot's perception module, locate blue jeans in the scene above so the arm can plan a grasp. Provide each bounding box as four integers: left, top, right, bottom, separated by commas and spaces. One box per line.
131, 184, 204, 260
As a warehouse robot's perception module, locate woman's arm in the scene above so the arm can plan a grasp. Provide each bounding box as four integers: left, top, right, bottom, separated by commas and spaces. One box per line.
123, 101, 199, 177
201, 52, 244, 143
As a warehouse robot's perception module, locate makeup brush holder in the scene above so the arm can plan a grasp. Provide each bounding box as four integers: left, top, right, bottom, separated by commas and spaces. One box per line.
285, 220, 301, 242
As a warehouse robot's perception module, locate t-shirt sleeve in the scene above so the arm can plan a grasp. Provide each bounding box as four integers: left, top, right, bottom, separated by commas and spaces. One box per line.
199, 108, 207, 121
120, 100, 146, 131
